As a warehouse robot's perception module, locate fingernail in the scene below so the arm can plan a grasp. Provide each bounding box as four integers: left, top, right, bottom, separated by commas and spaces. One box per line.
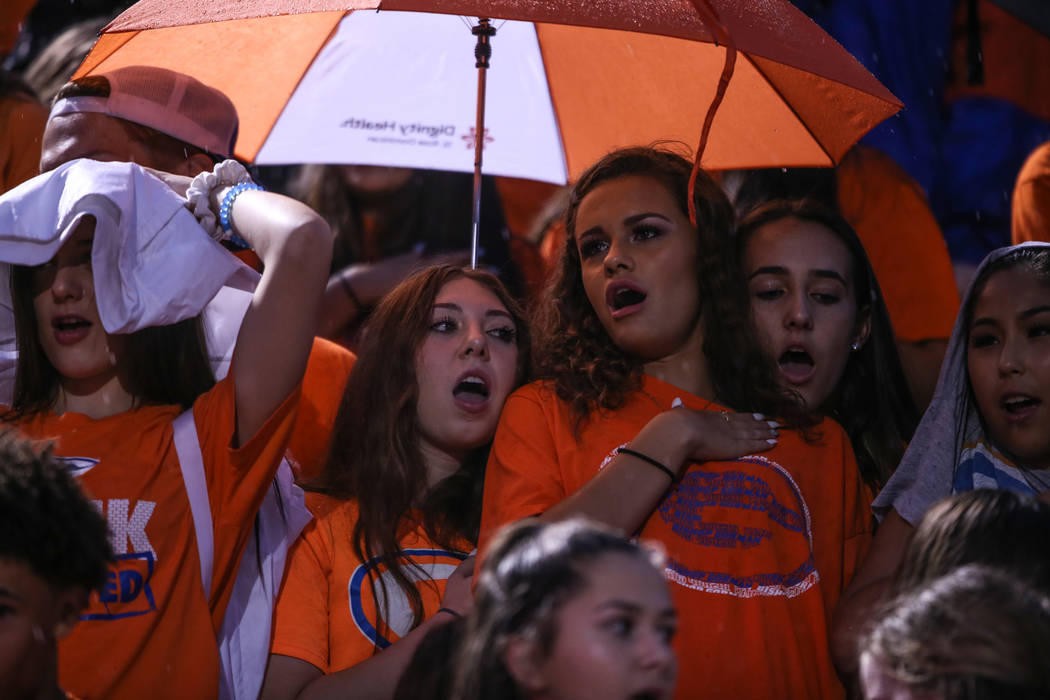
752, 413, 765, 420
767, 421, 780, 428
672, 397, 683, 408
766, 438, 777, 444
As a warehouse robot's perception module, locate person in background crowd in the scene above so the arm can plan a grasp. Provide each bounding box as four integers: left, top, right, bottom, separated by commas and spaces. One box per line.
736, 199, 918, 493
1012, 141, 1050, 246
833, 242, 1050, 675
1, 156, 332, 699
39, 65, 354, 480
859, 565, 1050, 700
23, 17, 107, 106
481, 146, 871, 699
0, 431, 114, 700
263, 265, 529, 700
453, 518, 677, 700
293, 164, 520, 346
725, 145, 959, 410
0, 1, 45, 196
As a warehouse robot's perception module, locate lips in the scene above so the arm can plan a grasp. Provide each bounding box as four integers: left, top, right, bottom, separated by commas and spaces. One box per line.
51, 314, 92, 346
605, 280, 648, 319
452, 369, 492, 413
1001, 393, 1042, 423
777, 344, 815, 385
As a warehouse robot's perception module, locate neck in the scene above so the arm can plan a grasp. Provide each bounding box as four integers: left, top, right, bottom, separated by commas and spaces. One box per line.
643, 319, 714, 399
54, 372, 136, 418
419, 441, 466, 490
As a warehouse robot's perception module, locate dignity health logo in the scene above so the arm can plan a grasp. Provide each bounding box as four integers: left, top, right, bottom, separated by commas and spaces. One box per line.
340, 117, 493, 150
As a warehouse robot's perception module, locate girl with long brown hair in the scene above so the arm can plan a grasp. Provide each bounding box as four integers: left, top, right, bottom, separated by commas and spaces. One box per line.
480, 147, 873, 699
262, 265, 529, 700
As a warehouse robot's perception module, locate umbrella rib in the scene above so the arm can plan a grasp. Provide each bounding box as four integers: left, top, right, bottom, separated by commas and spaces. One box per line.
739, 53, 834, 166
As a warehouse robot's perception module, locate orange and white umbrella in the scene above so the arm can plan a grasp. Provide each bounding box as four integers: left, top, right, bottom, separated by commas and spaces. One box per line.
78, 0, 901, 264
80, 0, 900, 180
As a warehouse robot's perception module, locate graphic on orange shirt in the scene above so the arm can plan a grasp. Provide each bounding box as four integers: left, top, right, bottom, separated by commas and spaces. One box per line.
347, 549, 468, 649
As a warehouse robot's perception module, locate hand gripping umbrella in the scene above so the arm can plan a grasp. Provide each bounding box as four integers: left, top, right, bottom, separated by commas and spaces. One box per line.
77, 0, 901, 268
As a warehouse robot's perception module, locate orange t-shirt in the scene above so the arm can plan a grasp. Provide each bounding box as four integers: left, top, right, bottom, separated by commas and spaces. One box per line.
0, 94, 46, 195
480, 376, 872, 700
1012, 141, 1050, 245
287, 337, 356, 481
271, 496, 470, 673
837, 146, 959, 342
4, 376, 300, 700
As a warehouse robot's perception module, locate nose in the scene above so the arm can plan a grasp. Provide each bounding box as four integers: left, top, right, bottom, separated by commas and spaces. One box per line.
998, 335, 1024, 376
636, 628, 676, 678
784, 289, 813, 330
51, 264, 85, 302
603, 237, 634, 277
461, 322, 489, 360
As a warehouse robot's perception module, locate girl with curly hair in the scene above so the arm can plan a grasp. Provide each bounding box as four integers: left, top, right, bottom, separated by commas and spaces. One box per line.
479, 147, 874, 699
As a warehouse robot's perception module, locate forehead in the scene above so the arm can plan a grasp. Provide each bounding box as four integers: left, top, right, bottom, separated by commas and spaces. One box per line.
40, 112, 142, 172
570, 552, 670, 607
433, 276, 508, 313
746, 216, 854, 277
974, 265, 1050, 315
576, 175, 683, 226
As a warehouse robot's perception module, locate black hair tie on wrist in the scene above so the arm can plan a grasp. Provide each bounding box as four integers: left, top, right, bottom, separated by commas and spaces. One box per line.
437, 607, 462, 619
617, 447, 676, 482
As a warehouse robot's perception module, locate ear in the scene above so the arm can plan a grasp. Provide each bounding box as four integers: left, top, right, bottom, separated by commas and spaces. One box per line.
181, 152, 217, 177
502, 635, 548, 694
852, 306, 873, 352
53, 587, 89, 639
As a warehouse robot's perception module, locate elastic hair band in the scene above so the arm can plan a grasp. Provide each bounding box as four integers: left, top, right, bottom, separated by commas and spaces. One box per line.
219, 182, 264, 233
437, 607, 462, 619
617, 447, 675, 482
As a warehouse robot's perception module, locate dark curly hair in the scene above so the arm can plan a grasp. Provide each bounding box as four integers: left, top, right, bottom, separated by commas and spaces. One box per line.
533, 146, 805, 428
0, 431, 113, 592
735, 199, 918, 491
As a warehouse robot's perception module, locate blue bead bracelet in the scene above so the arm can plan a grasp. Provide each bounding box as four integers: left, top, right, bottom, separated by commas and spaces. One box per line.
219, 182, 265, 234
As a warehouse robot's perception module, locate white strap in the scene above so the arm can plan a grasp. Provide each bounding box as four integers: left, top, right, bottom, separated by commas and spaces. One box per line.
173, 408, 214, 597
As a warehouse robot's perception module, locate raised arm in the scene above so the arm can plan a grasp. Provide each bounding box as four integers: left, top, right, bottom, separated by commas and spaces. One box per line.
214, 186, 333, 445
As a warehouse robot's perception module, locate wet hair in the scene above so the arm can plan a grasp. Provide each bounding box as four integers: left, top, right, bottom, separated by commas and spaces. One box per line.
0, 431, 113, 592
862, 565, 1050, 699
452, 518, 666, 700
735, 199, 918, 491
893, 490, 1050, 595
392, 616, 466, 700
958, 246, 1050, 464
5, 258, 215, 420
534, 146, 804, 428
51, 76, 220, 170
317, 265, 529, 637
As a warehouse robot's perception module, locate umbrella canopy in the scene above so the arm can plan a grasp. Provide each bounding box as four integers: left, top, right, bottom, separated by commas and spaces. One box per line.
76, 0, 901, 183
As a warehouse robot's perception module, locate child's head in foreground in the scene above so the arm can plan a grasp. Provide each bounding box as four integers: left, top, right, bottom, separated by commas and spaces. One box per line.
0, 431, 112, 698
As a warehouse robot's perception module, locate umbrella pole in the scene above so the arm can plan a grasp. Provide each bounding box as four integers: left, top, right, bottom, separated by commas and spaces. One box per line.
470, 18, 495, 270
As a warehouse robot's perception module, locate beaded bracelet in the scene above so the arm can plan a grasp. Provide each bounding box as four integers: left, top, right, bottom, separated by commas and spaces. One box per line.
219, 182, 265, 234
617, 446, 676, 483
185, 159, 253, 240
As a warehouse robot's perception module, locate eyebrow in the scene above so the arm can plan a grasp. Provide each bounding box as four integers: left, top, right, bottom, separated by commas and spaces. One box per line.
432, 303, 514, 321
1021, 305, 1050, 320
578, 212, 672, 241
748, 266, 848, 285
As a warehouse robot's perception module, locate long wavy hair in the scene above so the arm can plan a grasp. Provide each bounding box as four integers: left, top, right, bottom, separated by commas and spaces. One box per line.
452, 518, 666, 700
5, 263, 214, 420
533, 146, 804, 427
735, 199, 918, 491
317, 265, 530, 636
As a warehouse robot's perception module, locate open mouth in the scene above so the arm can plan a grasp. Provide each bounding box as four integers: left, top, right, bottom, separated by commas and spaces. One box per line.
629, 690, 664, 700
606, 282, 648, 317
1003, 394, 1041, 416
777, 347, 815, 384
53, 316, 90, 332
453, 375, 490, 405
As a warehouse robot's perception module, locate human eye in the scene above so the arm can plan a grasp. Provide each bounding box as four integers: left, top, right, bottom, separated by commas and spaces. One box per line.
657, 619, 677, 644
811, 291, 842, 305
487, 325, 517, 344
631, 223, 664, 242
969, 331, 998, 349
578, 236, 608, 260
602, 614, 634, 639
1029, 324, 1050, 339
751, 282, 784, 302
429, 315, 458, 333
